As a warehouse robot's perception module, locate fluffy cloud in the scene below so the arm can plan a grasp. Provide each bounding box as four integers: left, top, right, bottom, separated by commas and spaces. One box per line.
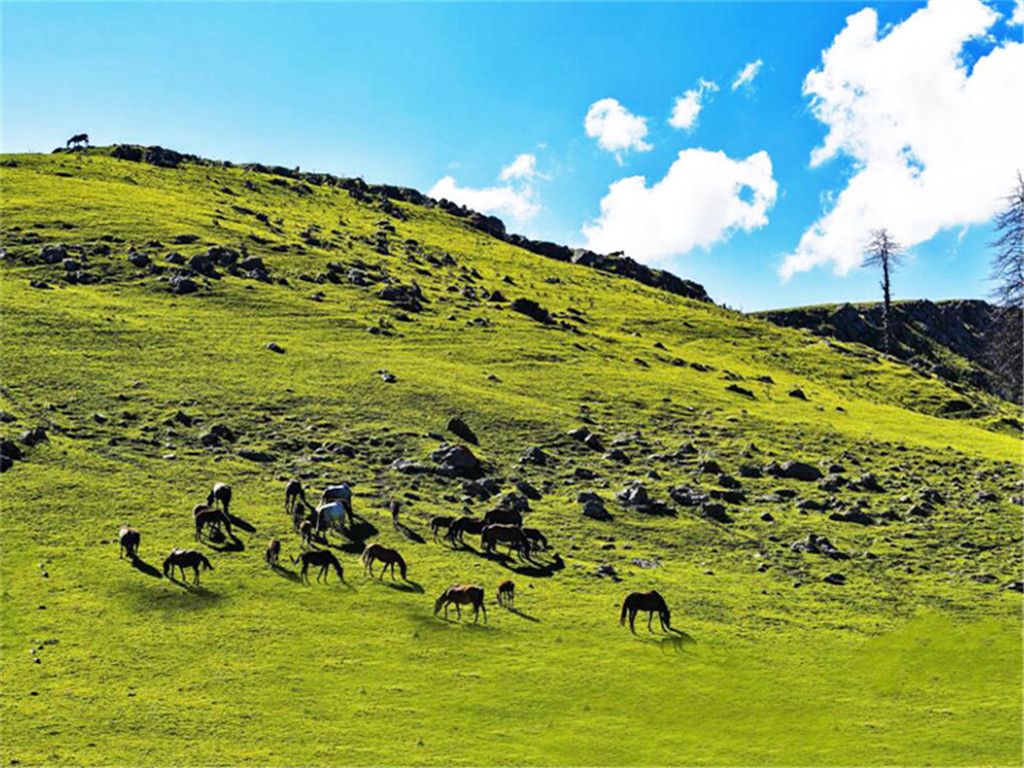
428, 175, 540, 222
584, 98, 652, 161
782, 0, 1024, 279
731, 59, 763, 91
500, 153, 539, 181
582, 148, 778, 262
668, 79, 719, 131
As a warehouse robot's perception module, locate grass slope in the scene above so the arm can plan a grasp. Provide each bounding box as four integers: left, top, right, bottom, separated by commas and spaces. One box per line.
1, 149, 1021, 767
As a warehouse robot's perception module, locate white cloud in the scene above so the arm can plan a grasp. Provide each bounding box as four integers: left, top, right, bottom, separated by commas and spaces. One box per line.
500, 153, 539, 181
1012, 0, 1023, 26
584, 98, 652, 161
428, 175, 540, 222
668, 79, 719, 131
782, 0, 1024, 279
731, 59, 763, 91
582, 148, 778, 262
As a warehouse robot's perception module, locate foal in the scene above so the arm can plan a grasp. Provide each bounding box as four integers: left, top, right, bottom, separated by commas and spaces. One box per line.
361, 543, 407, 581
497, 579, 515, 609
119, 525, 141, 560
265, 538, 281, 565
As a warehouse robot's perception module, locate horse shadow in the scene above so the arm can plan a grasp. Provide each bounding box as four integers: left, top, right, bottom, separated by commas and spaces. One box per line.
655, 630, 697, 656
370, 578, 424, 594
130, 557, 163, 579
476, 549, 565, 579
328, 516, 379, 554
227, 514, 256, 534
505, 606, 541, 623
165, 576, 218, 597
393, 522, 425, 544
207, 535, 245, 553
269, 563, 302, 583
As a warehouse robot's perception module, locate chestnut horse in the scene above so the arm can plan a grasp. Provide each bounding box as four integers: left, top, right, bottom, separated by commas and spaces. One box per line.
619, 590, 673, 634
480, 524, 531, 560
194, 507, 233, 541
292, 549, 344, 584
119, 525, 140, 560
284, 479, 308, 523
434, 584, 486, 623
497, 579, 515, 608
446, 516, 484, 547
430, 515, 454, 542
163, 549, 213, 584
361, 543, 407, 580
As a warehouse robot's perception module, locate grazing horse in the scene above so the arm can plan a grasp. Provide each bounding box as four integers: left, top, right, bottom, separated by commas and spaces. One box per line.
619, 590, 673, 634
299, 518, 316, 548
522, 527, 549, 552
497, 579, 515, 608
66, 133, 89, 148
320, 484, 353, 525
292, 549, 344, 584
284, 479, 308, 520
483, 506, 523, 527
207, 482, 233, 518
481, 524, 531, 560
119, 525, 140, 560
163, 549, 213, 584
315, 501, 349, 537
430, 515, 454, 542
361, 543, 407, 581
265, 538, 281, 565
434, 584, 486, 623
446, 516, 484, 547
194, 507, 233, 541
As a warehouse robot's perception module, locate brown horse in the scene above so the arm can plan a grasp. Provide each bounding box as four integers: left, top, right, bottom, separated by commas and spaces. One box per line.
361, 543, 407, 580
446, 515, 484, 547
163, 549, 213, 584
265, 538, 281, 565
483, 506, 523, 527
298, 518, 316, 548
619, 590, 673, 634
284, 479, 308, 522
207, 482, 233, 517
194, 507, 233, 541
481, 524, 531, 560
119, 525, 140, 560
292, 549, 344, 584
497, 579, 515, 608
430, 515, 455, 542
522, 527, 549, 551
66, 133, 89, 148
434, 584, 486, 623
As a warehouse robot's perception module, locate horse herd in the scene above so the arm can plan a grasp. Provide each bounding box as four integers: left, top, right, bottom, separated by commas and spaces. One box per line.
117, 478, 678, 633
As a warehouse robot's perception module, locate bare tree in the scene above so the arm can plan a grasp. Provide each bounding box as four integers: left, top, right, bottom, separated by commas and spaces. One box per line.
988, 172, 1024, 402
862, 228, 904, 354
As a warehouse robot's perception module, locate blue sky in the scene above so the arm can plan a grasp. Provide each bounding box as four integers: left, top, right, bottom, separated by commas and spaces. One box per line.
3, 2, 1022, 310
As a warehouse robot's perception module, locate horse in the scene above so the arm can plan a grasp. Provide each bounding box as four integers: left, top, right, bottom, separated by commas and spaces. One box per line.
320, 484, 353, 525
265, 538, 281, 565
497, 579, 515, 608
163, 549, 213, 584
390, 500, 401, 528
480, 524, 531, 560
361, 543, 407, 581
66, 133, 89, 148
194, 507, 233, 542
434, 584, 486, 623
446, 516, 484, 547
315, 501, 349, 537
299, 518, 316, 548
207, 482, 233, 518
284, 479, 308, 520
119, 525, 140, 560
522, 527, 549, 552
430, 515, 454, 542
292, 549, 344, 584
483, 506, 523, 527
619, 590, 673, 634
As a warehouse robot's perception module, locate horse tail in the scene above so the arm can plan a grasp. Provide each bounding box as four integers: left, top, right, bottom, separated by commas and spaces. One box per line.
619, 597, 630, 626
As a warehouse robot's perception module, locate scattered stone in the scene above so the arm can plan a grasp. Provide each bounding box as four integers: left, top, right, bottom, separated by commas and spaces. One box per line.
380, 371, 397, 383
238, 449, 275, 463
791, 533, 849, 559
822, 573, 846, 585
595, 564, 620, 581
738, 464, 762, 478
515, 479, 541, 500
266, 343, 285, 354
700, 503, 733, 524
829, 510, 876, 526
697, 459, 723, 475
725, 384, 754, 398
668, 485, 708, 507
849, 473, 884, 492
604, 448, 629, 463
778, 460, 823, 482
19, 427, 47, 447
447, 417, 478, 445
510, 297, 552, 324
521, 446, 550, 466
976, 490, 998, 503
168, 274, 198, 295
127, 251, 150, 268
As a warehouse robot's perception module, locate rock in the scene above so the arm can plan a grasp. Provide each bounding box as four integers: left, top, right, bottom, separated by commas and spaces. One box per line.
206, 246, 239, 266
521, 446, 550, 466
700, 503, 733, 523
595, 564, 620, 581
127, 251, 150, 268
738, 464, 762, 478
199, 432, 221, 447
970, 573, 998, 584
1, 439, 23, 461
380, 371, 397, 383
39, 244, 68, 264
168, 274, 198, 295
632, 558, 659, 569
573, 467, 597, 480
791, 533, 848, 559
849, 473, 884, 492
446, 417, 478, 445
515, 480, 541, 500
617, 482, 650, 507
788, 388, 808, 400
822, 573, 846, 585
378, 283, 424, 312
697, 459, 723, 475
668, 485, 708, 507
1004, 580, 1024, 593
760, 512, 774, 522
238, 449, 275, 463
265, 343, 285, 354
29, 280, 52, 290
19, 427, 47, 446
510, 297, 552, 324
829, 510, 876, 526
818, 474, 847, 492
718, 475, 741, 489
568, 427, 591, 442
725, 384, 754, 398
238, 256, 265, 271
709, 489, 746, 504
779, 461, 823, 482
583, 433, 604, 451
0, 411, 16, 423
188, 254, 219, 278
165, 252, 186, 265
463, 477, 500, 501
603, 448, 629, 463
430, 444, 483, 478
172, 234, 200, 245
976, 490, 998, 503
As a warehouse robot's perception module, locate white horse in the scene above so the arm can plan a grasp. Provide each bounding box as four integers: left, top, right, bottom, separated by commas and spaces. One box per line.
316, 484, 353, 535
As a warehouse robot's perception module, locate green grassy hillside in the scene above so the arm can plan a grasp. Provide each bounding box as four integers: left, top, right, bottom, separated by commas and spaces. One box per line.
1, 148, 1021, 767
